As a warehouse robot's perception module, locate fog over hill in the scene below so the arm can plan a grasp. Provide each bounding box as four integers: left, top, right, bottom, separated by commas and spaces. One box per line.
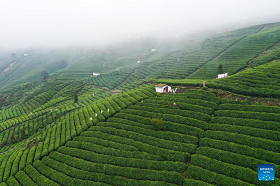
0, 0, 280, 50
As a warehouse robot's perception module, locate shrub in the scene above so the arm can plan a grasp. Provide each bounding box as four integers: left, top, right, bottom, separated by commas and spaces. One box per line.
187, 165, 253, 186
65, 140, 162, 161
6, 176, 20, 186
85, 127, 196, 154
151, 118, 164, 131
80, 131, 190, 162
201, 86, 208, 91
205, 130, 280, 153
209, 123, 280, 141
15, 171, 37, 186
196, 146, 280, 177
96, 121, 198, 144
191, 154, 259, 185
183, 178, 214, 186
200, 137, 280, 165
211, 117, 280, 132
46, 154, 181, 185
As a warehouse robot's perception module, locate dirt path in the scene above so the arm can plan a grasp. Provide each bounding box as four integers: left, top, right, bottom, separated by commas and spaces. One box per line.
0, 139, 28, 155
258, 25, 268, 33
185, 37, 245, 79
0, 61, 17, 77
116, 69, 137, 88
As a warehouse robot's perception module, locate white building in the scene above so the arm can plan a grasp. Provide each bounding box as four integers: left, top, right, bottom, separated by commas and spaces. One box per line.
151, 49, 157, 52
93, 72, 100, 76
217, 73, 228, 79
23, 54, 29, 56
155, 84, 172, 93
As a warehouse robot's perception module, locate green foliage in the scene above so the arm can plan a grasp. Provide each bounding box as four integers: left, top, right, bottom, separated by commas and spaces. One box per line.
141, 100, 214, 115
209, 123, 280, 141
84, 127, 196, 154
191, 154, 267, 185
15, 171, 37, 186
220, 98, 250, 105
0, 85, 156, 183
217, 64, 223, 74
3, 24, 280, 185
24, 165, 60, 186
200, 137, 280, 165
95, 122, 197, 144
33, 160, 108, 186
66, 140, 162, 161
41, 70, 49, 80
44, 155, 180, 185
152, 94, 218, 110
74, 93, 78, 103
250, 44, 280, 67
196, 146, 280, 177
156, 79, 203, 87
219, 103, 280, 114
120, 109, 208, 130
191, 27, 280, 79
187, 165, 253, 186
113, 113, 204, 138
205, 130, 280, 152
129, 105, 211, 122
215, 109, 280, 122
87, 70, 133, 89
201, 86, 208, 91
207, 61, 280, 97
211, 116, 280, 132
183, 179, 214, 186
80, 131, 189, 162
6, 176, 20, 186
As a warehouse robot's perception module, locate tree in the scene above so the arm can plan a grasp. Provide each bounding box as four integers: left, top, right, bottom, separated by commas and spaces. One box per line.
54, 115, 58, 121
150, 118, 164, 131
9, 132, 16, 144
217, 64, 223, 74
41, 70, 49, 80
10, 53, 17, 59
74, 93, 78, 103
60, 59, 68, 67
31, 126, 36, 135
20, 128, 26, 140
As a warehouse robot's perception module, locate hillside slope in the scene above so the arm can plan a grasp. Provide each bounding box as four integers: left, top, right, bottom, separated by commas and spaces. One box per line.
190, 25, 280, 79
0, 89, 279, 185
207, 61, 280, 97
1, 22, 280, 186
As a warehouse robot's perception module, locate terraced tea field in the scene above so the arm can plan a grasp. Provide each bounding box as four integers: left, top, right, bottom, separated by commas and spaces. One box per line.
0, 88, 278, 185
207, 61, 280, 98
190, 26, 280, 79
1, 22, 280, 186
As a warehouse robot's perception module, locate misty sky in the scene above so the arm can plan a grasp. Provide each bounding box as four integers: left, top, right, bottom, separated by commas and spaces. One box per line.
1, 0, 280, 48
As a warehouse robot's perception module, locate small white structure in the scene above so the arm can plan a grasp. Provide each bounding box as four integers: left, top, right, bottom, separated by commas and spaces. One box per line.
93, 72, 100, 76
116, 67, 123, 71
151, 49, 157, 52
23, 54, 29, 56
137, 60, 141, 63
217, 73, 228, 79
155, 84, 172, 93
